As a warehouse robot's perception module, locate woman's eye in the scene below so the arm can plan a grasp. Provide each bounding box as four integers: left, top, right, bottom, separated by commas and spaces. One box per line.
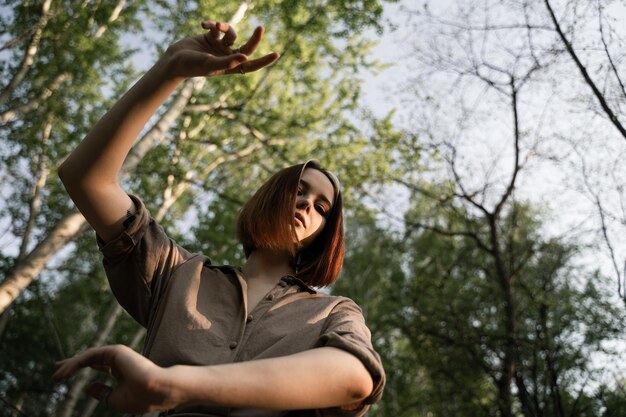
316, 205, 327, 216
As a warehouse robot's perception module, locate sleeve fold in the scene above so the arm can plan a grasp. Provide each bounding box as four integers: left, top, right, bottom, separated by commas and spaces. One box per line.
96, 194, 193, 327
316, 298, 386, 416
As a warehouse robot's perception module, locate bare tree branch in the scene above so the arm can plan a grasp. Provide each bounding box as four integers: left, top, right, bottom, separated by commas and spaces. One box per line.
544, 0, 626, 141
494, 79, 521, 217
596, 0, 626, 102
573, 144, 624, 299
445, 144, 492, 217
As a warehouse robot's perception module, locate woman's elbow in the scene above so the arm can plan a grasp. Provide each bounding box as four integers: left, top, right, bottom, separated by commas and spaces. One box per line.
347, 367, 374, 401
57, 160, 92, 191
338, 372, 373, 412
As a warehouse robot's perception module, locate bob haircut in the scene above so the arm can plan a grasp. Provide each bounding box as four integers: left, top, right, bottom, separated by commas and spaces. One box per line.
236, 161, 344, 287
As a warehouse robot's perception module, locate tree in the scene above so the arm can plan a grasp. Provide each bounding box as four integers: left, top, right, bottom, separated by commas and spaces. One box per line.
395, 0, 626, 302
336, 192, 626, 417
336, 0, 626, 415
0, 0, 146, 313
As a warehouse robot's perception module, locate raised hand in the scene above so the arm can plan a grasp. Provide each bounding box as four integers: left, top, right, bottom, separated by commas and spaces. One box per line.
165, 20, 280, 79
53, 345, 179, 414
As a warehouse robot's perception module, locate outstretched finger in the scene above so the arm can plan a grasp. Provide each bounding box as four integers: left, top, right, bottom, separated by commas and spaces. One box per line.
53, 347, 117, 380
209, 54, 249, 73
238, 26, 265, 55
201, 20, 221, 39
201, 20, 231, 56
216, 22, 237, 47
53, 355, 95, 380
226, 52, 280, 75
202, 20, 237, 54
53, 359, 75, 380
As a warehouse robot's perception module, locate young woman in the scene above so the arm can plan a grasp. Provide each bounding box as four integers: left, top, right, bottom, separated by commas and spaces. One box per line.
53, 19, 385, 417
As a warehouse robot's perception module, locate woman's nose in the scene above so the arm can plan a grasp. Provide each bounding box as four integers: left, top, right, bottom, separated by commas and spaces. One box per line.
296, 196, 312, 211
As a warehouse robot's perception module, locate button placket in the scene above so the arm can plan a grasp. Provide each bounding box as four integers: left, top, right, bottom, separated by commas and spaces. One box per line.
233, 284, 286, 362
230, 267, 248, 358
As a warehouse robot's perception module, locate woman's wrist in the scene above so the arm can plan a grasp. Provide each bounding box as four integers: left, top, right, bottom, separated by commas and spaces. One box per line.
163, 365, 208, 408
156, 47, 182, 82
152, 52, 186, 84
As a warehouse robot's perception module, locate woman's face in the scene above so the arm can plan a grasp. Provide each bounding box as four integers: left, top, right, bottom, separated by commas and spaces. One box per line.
294, 168, 335, 248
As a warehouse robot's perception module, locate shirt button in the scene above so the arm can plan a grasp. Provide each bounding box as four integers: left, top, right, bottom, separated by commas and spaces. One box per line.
229, 341, 238, 349
266, 294, 275, 301
246, 314, 254, 322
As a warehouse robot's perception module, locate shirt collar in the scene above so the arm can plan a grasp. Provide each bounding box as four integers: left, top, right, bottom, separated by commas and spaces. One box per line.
228, 266, 318, 294
281, 275, 318, 294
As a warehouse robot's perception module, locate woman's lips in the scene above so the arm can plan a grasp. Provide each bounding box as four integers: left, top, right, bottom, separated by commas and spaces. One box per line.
295, 213, 306, 228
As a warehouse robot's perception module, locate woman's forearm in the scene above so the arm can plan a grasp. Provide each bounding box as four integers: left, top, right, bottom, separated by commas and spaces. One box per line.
57, 57, 182, 240
170, 347, 374, 410
58, 58, 182, 187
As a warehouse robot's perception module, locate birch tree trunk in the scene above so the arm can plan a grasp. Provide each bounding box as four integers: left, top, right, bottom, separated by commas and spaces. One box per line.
18, 118, 52, 258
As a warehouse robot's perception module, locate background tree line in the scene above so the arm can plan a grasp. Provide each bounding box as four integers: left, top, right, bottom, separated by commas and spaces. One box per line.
1, 0, 626, 416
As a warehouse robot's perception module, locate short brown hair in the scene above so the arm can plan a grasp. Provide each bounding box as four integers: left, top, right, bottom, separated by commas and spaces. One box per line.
236, 162, 344, 287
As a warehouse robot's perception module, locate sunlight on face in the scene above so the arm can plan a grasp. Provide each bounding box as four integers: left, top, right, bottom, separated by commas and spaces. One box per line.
294, 168, 335, 248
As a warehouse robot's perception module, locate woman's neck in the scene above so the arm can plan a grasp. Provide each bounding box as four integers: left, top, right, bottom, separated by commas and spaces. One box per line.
243, 249, 295, 283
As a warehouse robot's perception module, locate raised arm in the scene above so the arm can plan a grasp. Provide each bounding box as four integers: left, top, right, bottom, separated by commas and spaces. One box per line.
58, 21, 279, 242
52, 344, 374, 414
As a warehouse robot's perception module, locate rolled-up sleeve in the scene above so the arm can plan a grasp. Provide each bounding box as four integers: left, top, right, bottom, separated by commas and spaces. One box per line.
315, 298, 386, 415
97, 194, 194, 327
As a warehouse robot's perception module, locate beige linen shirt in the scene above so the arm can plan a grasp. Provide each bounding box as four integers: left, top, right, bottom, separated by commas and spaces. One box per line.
98, 195, 385, 417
